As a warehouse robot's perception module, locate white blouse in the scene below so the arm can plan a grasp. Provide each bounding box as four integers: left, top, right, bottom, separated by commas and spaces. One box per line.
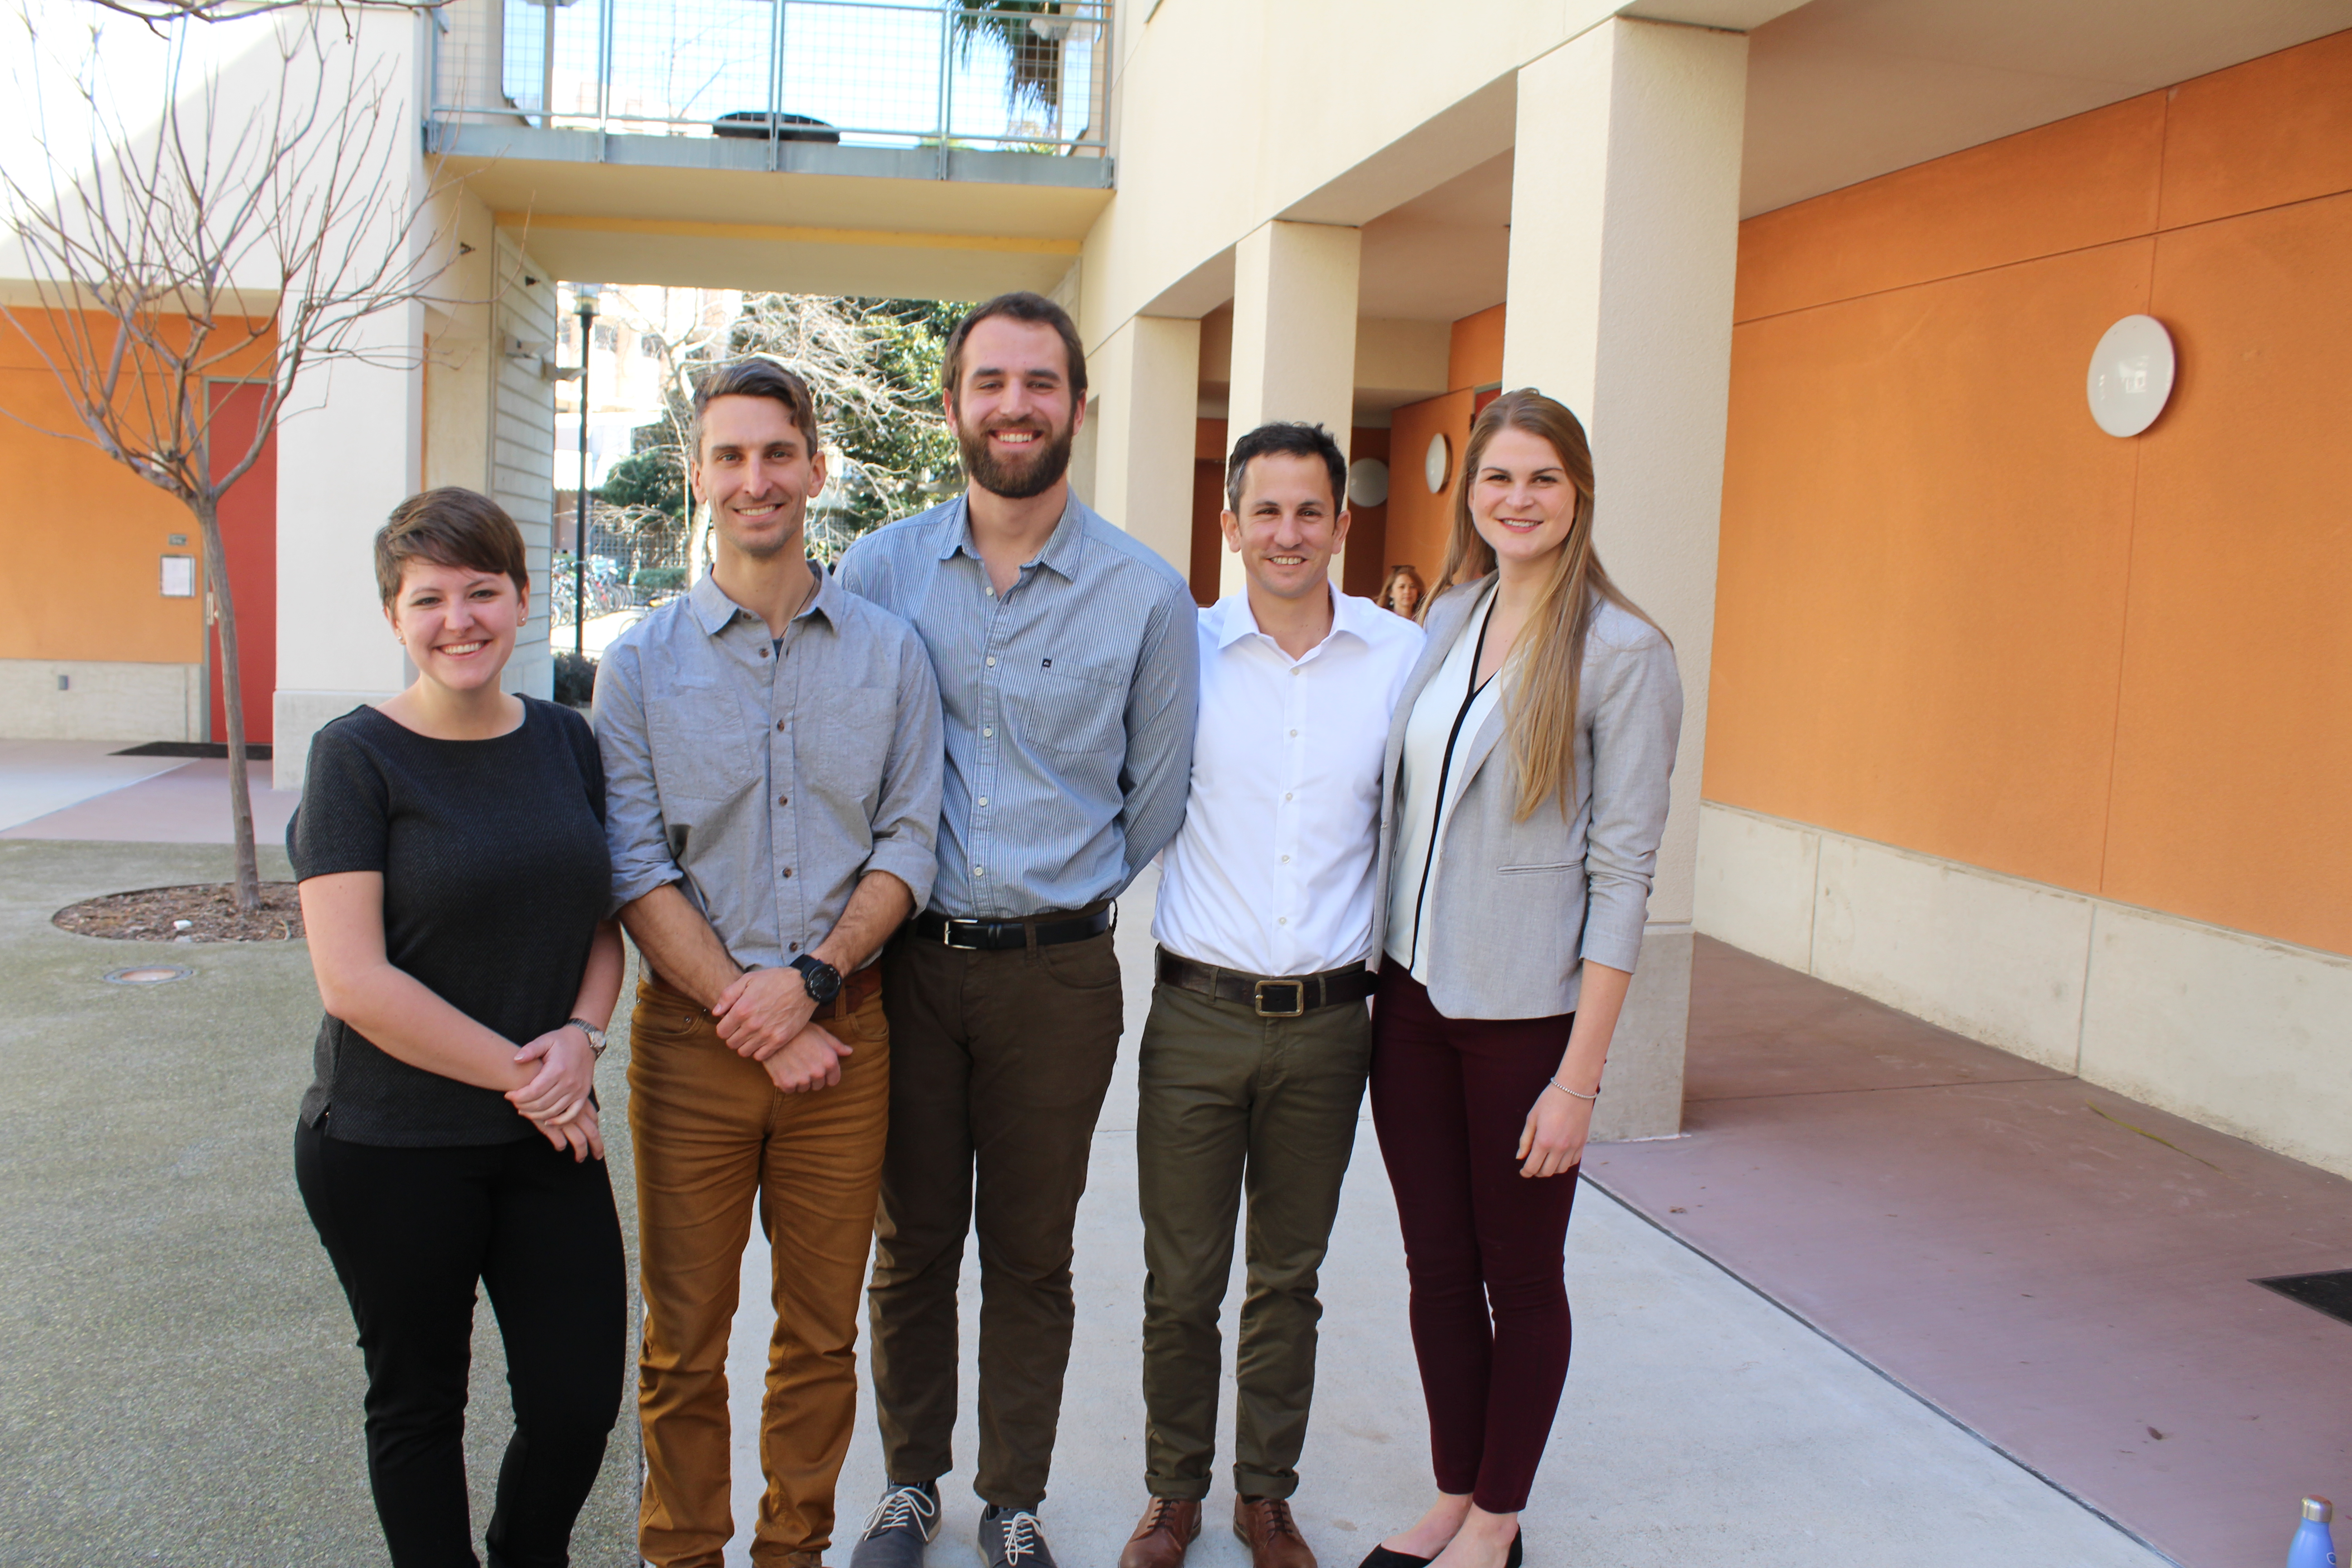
1383, 583, 1505, 983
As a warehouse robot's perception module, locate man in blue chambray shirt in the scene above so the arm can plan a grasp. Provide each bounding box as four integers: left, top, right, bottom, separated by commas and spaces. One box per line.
838, 291, 1198, 1568
597, 359, 942, 1568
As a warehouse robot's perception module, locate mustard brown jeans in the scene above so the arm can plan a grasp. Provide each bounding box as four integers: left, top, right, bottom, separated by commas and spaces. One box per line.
627, 973, 890, 1568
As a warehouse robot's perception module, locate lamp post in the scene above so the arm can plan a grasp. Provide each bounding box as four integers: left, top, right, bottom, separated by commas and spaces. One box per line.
573, 283, 602, 659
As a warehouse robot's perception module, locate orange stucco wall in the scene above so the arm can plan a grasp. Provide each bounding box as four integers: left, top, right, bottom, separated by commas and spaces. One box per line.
0, 309, 276, 665
1708, 29, 2352, 958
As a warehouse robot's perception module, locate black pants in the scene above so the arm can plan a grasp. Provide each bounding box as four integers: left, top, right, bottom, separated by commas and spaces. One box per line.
295, 1117, 627, 1568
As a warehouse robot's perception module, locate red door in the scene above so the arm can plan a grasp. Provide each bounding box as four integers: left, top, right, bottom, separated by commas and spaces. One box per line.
207, 382, 277, 745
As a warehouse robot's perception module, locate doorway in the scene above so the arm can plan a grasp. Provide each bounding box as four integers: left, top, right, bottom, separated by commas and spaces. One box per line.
206, 381, 277, 745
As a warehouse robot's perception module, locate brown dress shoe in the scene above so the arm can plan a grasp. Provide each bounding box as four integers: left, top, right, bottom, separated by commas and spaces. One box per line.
1234, 1496, 1318, 1568
1119, 1497, 1202, 1568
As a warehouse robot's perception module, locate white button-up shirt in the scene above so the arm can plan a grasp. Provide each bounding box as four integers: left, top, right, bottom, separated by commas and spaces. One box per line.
1152, 587, 1425, 977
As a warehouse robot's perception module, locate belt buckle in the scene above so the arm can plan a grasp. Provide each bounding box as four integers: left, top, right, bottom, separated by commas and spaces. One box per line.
1253, 978, 1307, 1018
938, 918, 981, 950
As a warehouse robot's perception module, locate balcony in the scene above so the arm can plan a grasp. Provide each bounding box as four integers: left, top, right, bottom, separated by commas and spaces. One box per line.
428, 0, 1113, 190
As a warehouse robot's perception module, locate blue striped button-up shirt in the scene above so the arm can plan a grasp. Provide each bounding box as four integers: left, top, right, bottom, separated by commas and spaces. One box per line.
837, 492, 1198, 919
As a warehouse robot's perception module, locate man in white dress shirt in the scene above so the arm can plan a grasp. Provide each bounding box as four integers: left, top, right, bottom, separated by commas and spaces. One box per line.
1118, 423, 1425, 1568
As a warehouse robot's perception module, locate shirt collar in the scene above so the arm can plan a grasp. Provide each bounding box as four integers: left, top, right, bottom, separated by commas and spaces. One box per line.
1210, 583, 1371, 654
936, 491, 1088, 583
686, 559, 837, 636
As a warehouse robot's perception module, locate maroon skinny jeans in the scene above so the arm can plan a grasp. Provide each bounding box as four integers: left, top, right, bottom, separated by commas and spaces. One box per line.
1368, 965, 1580, 1515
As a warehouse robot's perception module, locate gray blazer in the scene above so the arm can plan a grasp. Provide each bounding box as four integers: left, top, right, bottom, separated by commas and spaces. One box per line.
1368, 575, 1683, 1019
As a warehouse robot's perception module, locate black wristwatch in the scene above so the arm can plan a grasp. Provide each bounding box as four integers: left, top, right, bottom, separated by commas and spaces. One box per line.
790, 953, 843, 1006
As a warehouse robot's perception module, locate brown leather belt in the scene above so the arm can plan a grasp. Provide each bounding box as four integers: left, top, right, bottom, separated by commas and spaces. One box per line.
911, 902, 1114, 951
644, 960, 881, 1023
1155, 947, 1375, 1018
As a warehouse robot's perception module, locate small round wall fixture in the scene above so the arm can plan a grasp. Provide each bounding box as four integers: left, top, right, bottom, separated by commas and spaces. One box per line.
1424, 432, 1451, 495
104, 964, 193, 986
2087, 314, 2176, 438
1346, 457, 1390, 508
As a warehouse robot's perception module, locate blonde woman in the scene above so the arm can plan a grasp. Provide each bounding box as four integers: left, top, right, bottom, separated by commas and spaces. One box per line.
1360, 392, 1682, 1568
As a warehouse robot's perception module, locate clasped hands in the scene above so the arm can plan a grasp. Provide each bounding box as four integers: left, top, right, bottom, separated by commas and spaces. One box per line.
711, 964, 853, 1093
508, 1024, 603, 1161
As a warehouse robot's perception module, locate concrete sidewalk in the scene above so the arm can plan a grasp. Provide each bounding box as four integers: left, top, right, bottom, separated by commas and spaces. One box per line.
0, 739, 298, 845
1, 842, 2170, 1568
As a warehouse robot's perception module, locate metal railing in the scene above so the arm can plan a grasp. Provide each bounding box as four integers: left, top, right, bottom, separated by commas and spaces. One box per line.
431, 0, 1112, 157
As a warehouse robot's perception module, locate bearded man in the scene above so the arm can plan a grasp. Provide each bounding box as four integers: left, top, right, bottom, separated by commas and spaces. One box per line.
837, 291, 1199, 1568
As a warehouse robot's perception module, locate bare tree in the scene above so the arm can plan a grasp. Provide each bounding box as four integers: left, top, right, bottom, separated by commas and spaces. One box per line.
1, 6, 456, 910
86, 0, 445, 33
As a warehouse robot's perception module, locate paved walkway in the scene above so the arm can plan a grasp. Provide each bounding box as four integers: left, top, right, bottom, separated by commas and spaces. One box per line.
0, 739, 297, 844
0, 826, 2256, 1568
1595, 939, 2352, 1568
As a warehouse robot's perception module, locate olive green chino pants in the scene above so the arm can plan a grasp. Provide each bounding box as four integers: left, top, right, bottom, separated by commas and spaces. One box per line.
1135, 979, 1372, 1502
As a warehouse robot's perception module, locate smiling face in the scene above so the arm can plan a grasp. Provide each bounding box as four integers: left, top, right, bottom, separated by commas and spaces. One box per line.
386, 560, 524, 693
947, 315, 1082, 500
693, 392, 825, 562
1468, 425, 1579, 572
1224, 451, 1349, 603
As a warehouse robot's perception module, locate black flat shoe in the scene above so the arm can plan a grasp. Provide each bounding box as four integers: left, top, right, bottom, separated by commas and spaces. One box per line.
1357, 1548, 1433, 1568
1504, 1530, 1523, 1568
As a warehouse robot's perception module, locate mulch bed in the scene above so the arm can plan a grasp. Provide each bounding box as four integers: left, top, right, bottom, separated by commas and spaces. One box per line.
54, 883, 305, 944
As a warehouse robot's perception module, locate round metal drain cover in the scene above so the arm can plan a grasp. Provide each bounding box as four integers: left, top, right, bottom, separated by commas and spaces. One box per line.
105, 965, 193, 986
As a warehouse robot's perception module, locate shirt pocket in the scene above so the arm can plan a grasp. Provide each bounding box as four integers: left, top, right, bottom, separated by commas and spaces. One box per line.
1019, 662, 1125, 756
648, 685, 758, 806
818, 688, 897, 812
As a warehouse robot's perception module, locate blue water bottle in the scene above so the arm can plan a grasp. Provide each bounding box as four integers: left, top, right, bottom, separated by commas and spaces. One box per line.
2290, 1497, 2338, 1568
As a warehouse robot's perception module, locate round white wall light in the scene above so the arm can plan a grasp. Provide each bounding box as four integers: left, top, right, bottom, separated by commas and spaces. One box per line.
1346, 457, 1389, 508
1424, 433, 1451, 495
2087, 314, 2176, 438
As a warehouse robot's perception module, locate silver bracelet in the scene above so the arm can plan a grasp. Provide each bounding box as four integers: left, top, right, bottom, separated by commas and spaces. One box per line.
1547, 1075, 1600, 1102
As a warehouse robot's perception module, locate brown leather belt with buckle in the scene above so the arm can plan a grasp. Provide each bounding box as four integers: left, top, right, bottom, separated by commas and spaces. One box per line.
911, 902, 1114, 951
1155, 947, 1376, 1018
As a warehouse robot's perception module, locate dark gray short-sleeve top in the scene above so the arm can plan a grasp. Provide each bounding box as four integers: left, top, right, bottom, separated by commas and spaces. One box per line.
287, 697, 610, 1147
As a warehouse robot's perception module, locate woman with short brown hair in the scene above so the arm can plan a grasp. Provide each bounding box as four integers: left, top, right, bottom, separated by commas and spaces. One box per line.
290, 487, 626, 1566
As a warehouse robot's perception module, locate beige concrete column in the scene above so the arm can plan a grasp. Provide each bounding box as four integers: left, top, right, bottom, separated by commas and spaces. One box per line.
1501, 16, 1748, 1141
270, 10, 434, 789
1225, 219, 1360, 595
1088, 313, 1202, 576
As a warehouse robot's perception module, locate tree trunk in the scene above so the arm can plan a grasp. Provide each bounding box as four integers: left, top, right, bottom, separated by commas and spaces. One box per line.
196, 495, 263, 913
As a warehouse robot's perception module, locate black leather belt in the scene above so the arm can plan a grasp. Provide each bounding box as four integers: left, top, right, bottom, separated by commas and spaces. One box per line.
911, 903, 1113, 951
1156, 947, 1375, 1018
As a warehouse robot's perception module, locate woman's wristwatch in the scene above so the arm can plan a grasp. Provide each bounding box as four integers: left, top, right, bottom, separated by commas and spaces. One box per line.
565, 1018, 608, 1059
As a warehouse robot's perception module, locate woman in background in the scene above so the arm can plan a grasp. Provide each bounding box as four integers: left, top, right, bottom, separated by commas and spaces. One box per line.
290, 488, 626, 1568
1378, 563, 1429, 622
1362, 392, 1682, 1568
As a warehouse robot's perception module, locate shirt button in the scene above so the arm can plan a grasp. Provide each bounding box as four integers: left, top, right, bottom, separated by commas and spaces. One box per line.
789, 941, 799, 953
759, 646, 769, 658
782, 867, 793, 879
986, 587, 997, 598
1284, 792, 1293, 801
986, 656, 996, 667
974, 864, 985, 876
1278, 916, 1288, 926
1289, 729, 1298, 737
1289, 667, 1299, 676
777, 794, 788, 806
776, 720, 785, 732
984, 726, 994, 738
978, 795, 989, 807
1281, 854, 1290, 862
